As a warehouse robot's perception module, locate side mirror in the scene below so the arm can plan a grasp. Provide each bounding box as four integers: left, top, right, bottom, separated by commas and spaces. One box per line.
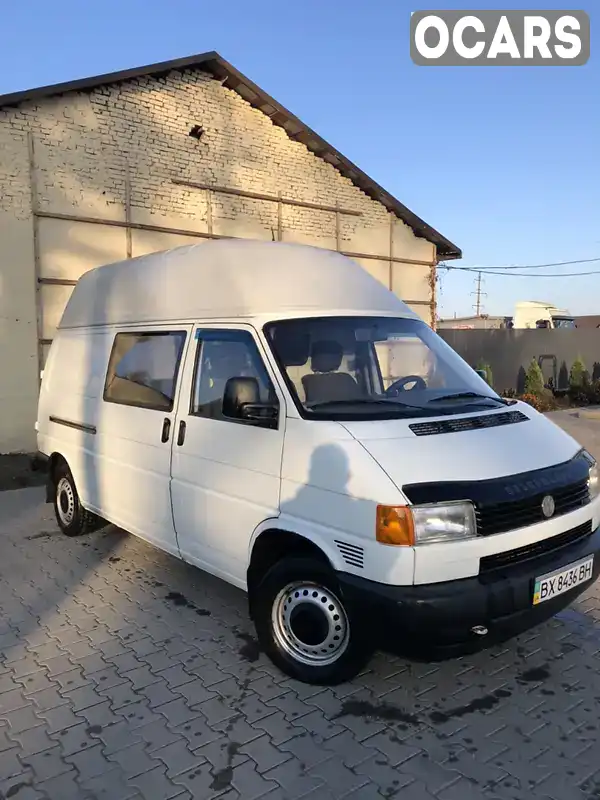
475, 369, 487, 381
223, 377, 278, 426
240, 403, 278, 423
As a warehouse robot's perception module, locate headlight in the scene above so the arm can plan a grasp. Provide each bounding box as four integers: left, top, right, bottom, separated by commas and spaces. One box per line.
588, 462, 599, 500
412, 502, 477, 545
376, 501, 477, 546
582, 450, 599, 500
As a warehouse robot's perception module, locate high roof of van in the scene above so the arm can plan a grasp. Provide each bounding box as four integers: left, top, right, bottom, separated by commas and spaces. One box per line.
58, 240, 416, 329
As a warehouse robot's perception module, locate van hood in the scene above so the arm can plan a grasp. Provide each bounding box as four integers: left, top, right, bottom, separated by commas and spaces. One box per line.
341, 404, 581, 490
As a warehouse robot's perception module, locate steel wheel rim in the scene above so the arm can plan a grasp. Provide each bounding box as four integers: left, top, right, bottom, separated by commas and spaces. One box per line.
271, 581, 350, 667
56, 477, 75, 526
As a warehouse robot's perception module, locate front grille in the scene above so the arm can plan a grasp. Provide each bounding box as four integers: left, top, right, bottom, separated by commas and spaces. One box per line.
409, 410, 528, 437
480, 520, 593, 573
476, 478, 590, 536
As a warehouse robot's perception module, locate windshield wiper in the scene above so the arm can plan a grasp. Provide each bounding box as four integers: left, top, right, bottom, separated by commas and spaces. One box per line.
428, 392, 507, 405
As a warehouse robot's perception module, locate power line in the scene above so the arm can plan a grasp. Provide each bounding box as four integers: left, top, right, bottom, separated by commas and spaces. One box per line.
445, 267, 600, 278
444, 256, 600, 272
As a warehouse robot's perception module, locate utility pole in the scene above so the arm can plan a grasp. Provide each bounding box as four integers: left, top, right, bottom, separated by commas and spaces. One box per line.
471, 271, 487, 316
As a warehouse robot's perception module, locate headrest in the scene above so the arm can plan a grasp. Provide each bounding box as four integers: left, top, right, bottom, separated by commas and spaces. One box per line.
311, 340, 343, 373
273, 328, 310, 366
208, 342, 249, 378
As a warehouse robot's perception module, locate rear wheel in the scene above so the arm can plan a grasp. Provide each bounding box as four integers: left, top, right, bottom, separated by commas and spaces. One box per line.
53, 462, 103, 537
253, 556, 372, 685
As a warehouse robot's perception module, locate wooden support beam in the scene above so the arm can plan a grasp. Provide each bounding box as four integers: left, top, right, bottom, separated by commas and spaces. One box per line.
125, 167, 132, 258
206, 187, 213, 236
388, 215, 394, 291
27, 133, 43, 385
38, 278, 78, 286
340, 249, 435, 268
277, 192, 283, 241
173, 178, 362, 217
35, 210, 218, 240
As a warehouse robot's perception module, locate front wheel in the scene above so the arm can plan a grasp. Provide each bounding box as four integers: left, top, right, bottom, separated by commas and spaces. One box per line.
53, 462, 104, 537
252, 557, 373, 685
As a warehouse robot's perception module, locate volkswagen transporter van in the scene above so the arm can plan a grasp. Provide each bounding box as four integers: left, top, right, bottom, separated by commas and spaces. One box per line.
35, 240, 600, 684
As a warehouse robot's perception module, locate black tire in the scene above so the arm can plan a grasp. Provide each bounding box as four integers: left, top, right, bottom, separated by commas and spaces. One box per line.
252, 556, 373, 685
52, 461, 103, 537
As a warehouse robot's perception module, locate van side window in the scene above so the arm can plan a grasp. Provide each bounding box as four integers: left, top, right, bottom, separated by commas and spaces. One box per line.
191, 330, 278, 424
104, 331, 187, 411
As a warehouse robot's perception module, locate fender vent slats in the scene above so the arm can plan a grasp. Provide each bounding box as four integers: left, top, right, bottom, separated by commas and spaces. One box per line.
334, 540, 364, 569
409, 410, 528, 437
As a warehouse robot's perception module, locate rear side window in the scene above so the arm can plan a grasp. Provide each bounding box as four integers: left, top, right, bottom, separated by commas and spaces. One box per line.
104, 331, 187, 411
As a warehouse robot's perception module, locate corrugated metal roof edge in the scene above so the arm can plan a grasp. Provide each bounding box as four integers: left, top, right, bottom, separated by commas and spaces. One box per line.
0, 50, 461, 259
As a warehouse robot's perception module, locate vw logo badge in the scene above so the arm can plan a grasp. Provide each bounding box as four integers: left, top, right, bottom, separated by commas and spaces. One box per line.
541, 495, 555, 518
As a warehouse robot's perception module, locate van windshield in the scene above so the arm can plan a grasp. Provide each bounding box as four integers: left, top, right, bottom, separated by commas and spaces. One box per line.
264, 316, 505, 420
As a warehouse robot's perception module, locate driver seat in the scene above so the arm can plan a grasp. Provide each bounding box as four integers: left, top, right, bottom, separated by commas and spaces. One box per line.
302, 341, 362, 404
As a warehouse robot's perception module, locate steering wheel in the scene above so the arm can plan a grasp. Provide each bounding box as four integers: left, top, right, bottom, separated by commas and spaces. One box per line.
385, 375, 427, 397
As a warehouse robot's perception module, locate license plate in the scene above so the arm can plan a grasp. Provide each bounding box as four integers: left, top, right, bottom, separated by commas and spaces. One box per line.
533, 556, 594, 605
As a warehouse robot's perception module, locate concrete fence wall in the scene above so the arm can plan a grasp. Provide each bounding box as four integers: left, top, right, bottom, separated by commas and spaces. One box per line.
439, 329, 600, 393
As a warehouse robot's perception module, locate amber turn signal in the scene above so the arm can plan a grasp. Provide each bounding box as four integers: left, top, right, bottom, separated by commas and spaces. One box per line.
375, 505, 415, 546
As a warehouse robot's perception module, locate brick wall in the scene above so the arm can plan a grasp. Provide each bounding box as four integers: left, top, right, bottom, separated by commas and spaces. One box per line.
0, 66, 436, 451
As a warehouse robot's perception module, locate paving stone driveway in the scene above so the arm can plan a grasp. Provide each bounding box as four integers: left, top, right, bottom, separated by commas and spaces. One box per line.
1, 411, 600, 800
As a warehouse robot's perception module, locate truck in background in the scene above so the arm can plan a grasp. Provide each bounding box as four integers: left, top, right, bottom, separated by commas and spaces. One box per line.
513, 301, 576, 329
438, 301, 576, 330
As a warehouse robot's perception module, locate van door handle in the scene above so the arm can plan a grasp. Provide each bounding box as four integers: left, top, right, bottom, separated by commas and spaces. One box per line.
161, 418, 171, 443
177, 420, 186, 446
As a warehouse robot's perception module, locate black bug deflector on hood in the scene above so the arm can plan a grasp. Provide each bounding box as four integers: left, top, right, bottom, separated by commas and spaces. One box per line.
402, 450, 592, 537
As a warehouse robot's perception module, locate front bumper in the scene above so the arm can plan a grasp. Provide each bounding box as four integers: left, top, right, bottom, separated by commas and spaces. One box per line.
338, 525, 600, 659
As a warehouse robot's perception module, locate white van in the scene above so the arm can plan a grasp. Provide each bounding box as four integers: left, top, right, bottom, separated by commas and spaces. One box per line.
36, 240, 600, 685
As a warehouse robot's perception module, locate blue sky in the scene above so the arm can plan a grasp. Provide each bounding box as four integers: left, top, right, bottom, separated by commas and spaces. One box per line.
2, 0, 598, 318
